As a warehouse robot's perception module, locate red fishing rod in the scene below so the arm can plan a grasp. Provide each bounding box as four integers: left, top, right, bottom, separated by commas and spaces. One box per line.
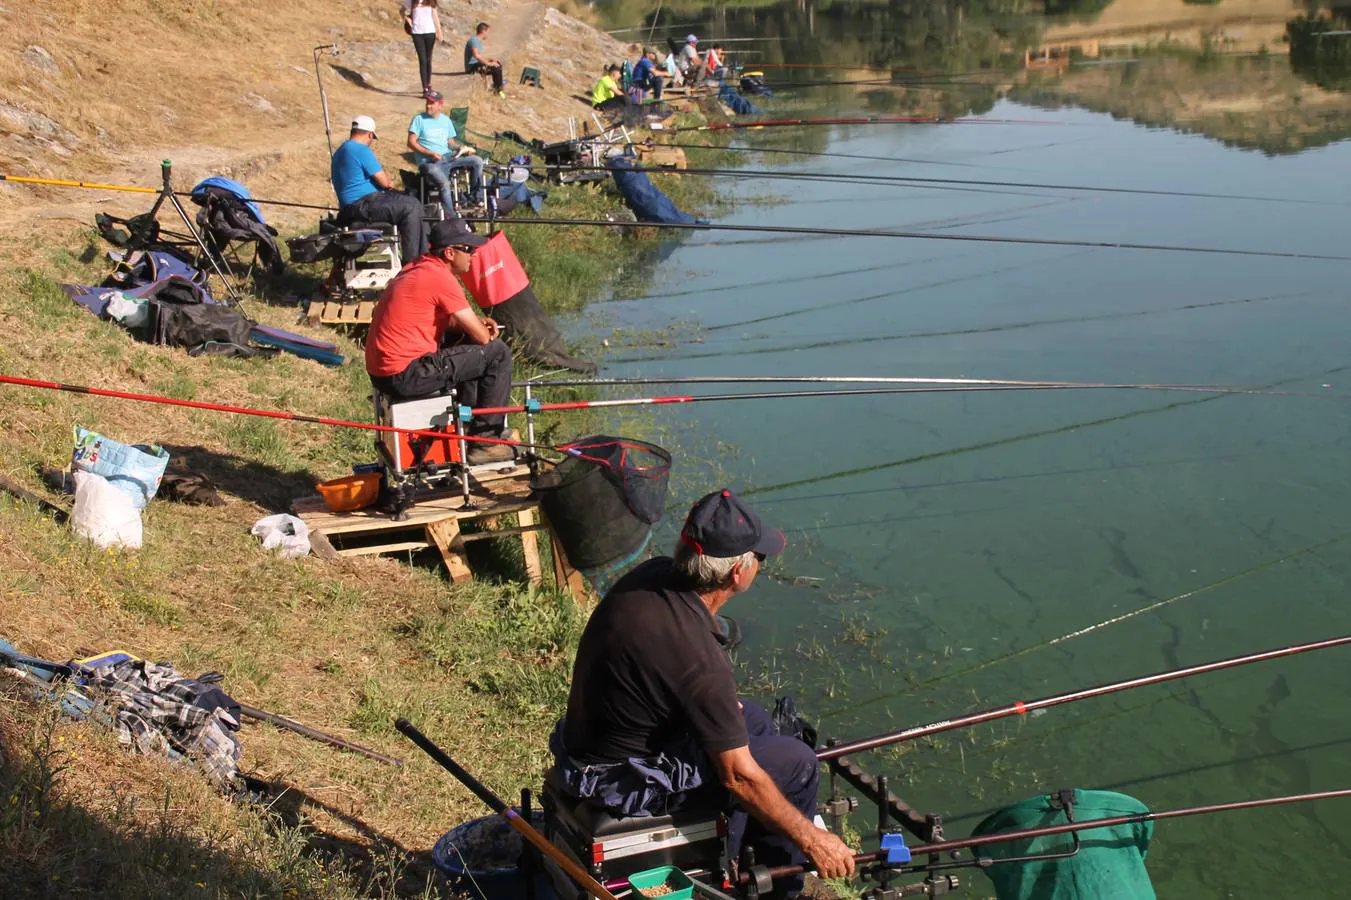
739, 788, 1351, 884
0, 374, 531, 450
817, 632, 1351, 762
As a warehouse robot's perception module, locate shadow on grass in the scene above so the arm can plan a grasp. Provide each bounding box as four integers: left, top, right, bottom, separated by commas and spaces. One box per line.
160, 443, 318, 512
331, 65, 426, 98
255, 779, 446, 897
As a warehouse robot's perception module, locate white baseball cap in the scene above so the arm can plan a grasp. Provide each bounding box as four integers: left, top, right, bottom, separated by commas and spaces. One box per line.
351, 115, 379, 137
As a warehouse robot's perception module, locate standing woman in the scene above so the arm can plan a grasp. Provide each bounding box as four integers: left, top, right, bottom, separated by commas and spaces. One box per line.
402, 0, 443, 96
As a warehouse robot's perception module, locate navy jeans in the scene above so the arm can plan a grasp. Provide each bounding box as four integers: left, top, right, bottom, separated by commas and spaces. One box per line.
725, 700, 820, 892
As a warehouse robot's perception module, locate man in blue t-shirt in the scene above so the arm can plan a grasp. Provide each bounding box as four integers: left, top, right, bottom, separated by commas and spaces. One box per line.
632, 48, 664, 100
464, 22, 505, 94
406, 91, 486, 215
329, 115, 426, 264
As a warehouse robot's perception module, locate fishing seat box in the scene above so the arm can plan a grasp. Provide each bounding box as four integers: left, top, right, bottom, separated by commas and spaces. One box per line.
374, 391, 463, 470
541, 770, 724, 883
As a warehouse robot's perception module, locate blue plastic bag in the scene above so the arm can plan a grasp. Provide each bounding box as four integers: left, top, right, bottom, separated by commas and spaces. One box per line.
71, 426, 170, 510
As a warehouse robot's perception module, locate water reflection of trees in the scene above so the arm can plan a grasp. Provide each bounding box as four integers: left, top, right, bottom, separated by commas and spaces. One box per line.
1288, 9, 1351, 92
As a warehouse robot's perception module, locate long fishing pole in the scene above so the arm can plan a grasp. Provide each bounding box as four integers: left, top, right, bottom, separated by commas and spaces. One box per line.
472, 378, 1346, 418
482, 216, 1351, 263
0, 374, 534, 450
744, 788, 1351, 883
396, 719, 622, 900
553, 161, 1341, 207
518, 374, 1338, 393
673, 114, 1072, 133
0, 173, 335, 211
816, 632, 1351, 761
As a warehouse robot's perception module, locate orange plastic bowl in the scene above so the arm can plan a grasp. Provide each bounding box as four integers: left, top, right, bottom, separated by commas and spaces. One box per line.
317, 472, 381, 512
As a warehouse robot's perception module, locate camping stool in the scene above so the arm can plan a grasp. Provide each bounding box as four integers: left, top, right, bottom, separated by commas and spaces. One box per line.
519, 66, 542, 88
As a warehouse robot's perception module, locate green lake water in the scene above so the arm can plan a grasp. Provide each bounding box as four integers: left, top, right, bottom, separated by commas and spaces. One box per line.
579, 2, 1351, 894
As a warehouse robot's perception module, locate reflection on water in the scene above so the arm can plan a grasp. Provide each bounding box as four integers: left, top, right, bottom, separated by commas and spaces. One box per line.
586, 0, 1351, 896
600, 0, 1351, 151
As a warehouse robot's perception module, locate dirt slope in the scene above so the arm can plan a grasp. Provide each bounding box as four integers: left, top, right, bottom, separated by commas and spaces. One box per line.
0, 0, 632, 242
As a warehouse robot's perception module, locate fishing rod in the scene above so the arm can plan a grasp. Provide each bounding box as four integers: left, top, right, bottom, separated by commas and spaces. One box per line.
396, 719, 622, 900
556, 160, 1342, 207
476, 378, 1344, 418
482, 216, 1351, 263
0, 374, 539, 451
673, 114, 1072, 132
744, 788, 1351, 883
0, 173, 335, 211
519, 374, 1341, 395
598, 137, 1001, 170
816, 632, 1351, 761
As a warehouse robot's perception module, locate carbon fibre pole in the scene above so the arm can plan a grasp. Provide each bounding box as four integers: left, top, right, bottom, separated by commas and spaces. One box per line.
476, 216, 1351, 263
742, 788, 1351, 883
396, 719, 621, 900
817, 632, 1351, 762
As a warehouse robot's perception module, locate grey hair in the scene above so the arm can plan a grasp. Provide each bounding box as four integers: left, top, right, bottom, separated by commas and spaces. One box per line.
672, 542, 756, 592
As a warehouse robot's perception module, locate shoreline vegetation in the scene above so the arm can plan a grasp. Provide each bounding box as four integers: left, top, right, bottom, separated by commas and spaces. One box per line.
0, 8, 745, 899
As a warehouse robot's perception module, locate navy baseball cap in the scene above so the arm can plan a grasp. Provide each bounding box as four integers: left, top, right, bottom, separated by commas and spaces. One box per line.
430, 217, 488, 251
680, 489, 786, 558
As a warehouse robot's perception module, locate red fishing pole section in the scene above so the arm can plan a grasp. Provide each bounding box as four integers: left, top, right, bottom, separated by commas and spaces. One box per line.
0, 374, 524, 448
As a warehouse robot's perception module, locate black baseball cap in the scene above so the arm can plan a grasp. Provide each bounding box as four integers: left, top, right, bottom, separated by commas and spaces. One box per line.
680, 489, 786, 558
429, 218, 488, 251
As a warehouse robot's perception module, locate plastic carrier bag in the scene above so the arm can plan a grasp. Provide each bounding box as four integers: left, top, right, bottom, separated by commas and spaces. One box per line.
72, 471, 144, 549
71, 426, 170, 510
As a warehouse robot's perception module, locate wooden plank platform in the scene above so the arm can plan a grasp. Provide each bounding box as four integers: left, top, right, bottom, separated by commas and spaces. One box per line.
291, 467, 587, 603
305, 298, 376, 327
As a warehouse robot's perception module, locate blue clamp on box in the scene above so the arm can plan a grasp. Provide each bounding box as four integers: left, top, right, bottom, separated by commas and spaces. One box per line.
881, 832, 911, 865
458, 405, 474, 423
525, 397, 542, 413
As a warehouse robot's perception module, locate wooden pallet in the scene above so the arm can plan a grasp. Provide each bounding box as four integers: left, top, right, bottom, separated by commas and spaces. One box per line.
305, 298, 376, 326
637, 144, 687, 170
291, 467, 586, 603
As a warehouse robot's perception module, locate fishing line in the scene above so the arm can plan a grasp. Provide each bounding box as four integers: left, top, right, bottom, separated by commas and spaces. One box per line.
481, 217, 1351, 263
704, 247, 1092, 332
637, 288, 1320, 359
604, 248, 975, 304
567, 162, 1344, 208
741, 362, 1351, 498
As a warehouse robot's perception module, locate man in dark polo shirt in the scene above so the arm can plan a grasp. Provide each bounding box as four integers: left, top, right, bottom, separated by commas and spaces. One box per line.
551, 489, 855, 892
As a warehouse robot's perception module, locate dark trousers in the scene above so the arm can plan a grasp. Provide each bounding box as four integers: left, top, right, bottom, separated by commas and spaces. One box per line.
469, 62, 505, 91
725, 701, 819, 893
593, 96, 628, 115
369, 339, 512, 433
342, 191, 427, 266
412, 32, 436, 90
647, 75, 664, 100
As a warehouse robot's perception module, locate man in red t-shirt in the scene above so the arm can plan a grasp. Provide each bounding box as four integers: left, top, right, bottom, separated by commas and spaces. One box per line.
366, 218, 514, 464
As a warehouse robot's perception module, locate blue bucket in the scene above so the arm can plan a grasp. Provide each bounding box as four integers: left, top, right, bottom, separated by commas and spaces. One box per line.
431, 811, 554, 900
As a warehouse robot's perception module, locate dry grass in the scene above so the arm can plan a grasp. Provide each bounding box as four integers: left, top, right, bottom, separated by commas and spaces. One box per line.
0, 0, 741, 891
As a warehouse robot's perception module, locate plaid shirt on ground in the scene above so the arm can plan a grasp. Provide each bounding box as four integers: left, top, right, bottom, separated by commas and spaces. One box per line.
90, 659, 242, 789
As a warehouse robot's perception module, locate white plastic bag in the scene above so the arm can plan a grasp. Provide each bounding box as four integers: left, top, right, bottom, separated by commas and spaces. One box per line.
105, 291, 149, 328
250, 514, 311, 559
72, 471, 144, 549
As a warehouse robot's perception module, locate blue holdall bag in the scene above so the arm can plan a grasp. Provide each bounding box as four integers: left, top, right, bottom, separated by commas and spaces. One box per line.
71, 426, 171, 510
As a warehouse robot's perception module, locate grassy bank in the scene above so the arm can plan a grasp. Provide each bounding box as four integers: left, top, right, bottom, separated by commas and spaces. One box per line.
0, 100, 749, 896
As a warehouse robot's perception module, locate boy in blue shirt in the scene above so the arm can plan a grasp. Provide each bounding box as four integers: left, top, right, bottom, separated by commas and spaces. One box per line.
632, 48, 664, 100
330, 115, 426, 264
407, 91, 486, 215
